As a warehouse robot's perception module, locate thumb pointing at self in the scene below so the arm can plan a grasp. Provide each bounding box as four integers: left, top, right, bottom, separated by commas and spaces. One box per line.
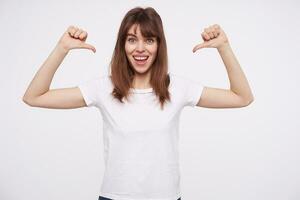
79, 43, 97, 53
61, 26, 97, 53
192, 24, 229, 53
192, 40, 213, 53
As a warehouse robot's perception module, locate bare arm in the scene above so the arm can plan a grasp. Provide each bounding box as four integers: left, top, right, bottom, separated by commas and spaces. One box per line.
217, 43, 254, 103
22, 25, 96, 108
23, 44, 68, 101
193, 24, 254, 108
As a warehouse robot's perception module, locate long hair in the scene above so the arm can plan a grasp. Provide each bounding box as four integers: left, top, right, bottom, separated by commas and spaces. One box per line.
109, 6, 171, 110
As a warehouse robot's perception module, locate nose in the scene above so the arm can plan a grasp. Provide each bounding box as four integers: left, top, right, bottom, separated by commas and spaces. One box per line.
136, 41, 145, 52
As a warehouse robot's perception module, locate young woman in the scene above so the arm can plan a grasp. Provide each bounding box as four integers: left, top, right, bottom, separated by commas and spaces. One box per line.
22, 6, 254, 200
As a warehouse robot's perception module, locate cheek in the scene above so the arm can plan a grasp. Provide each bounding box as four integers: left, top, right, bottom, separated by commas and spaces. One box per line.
149, 45, 158, 58
125, 44, 135, 56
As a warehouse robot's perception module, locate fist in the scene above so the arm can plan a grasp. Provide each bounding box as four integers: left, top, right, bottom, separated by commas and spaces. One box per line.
58, 25, 96, 53
193, 24, 229, 52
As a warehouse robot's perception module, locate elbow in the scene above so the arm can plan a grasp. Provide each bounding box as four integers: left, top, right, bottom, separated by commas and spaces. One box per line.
22, 96, 30, 106
22, 96, 34, 106
248, 94, 255, 104
244, 96, 254, 106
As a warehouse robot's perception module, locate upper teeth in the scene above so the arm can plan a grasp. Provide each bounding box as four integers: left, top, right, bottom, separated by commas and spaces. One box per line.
134, 56, 148, 60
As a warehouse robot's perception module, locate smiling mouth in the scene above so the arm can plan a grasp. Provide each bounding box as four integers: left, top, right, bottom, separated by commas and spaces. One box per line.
133, 56, 149, 61
133, 56, 149, 65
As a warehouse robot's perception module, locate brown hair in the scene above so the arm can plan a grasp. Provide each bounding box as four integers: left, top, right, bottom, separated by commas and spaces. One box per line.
109, 6, 171, 110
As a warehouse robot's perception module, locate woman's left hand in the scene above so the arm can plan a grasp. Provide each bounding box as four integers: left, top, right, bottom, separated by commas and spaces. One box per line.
193, 24, 229, 52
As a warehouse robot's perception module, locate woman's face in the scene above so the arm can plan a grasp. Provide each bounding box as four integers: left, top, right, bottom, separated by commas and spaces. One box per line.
125, 24, 158, 75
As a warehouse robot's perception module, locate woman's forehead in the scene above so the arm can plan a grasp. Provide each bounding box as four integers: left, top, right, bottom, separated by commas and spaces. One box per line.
127, 23, 156, 38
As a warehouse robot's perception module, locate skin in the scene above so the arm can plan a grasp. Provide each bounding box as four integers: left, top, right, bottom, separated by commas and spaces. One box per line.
22, 24, 254, 109
125, 24, 158, 89
22, 26, 95, 109
192, 24, 254, 108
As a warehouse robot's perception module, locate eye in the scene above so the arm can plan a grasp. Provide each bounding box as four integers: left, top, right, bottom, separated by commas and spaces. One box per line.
146, 38, 155, 44
127, 38, 136, 43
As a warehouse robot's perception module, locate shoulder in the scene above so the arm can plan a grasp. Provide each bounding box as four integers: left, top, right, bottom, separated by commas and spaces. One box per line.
168, 72, 193, 87
90, 74, 111, 85
169, 72, 202, 84
79, 74, 112, 92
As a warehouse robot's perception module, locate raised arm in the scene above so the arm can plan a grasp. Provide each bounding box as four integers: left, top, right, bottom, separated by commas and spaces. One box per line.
192, 24, 254, 108
22, 25, 96, 109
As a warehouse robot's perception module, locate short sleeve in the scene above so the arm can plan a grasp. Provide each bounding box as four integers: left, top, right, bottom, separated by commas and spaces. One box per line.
77, 77, 101, 107
170, 73, 204, 107
183, 78, 204, 107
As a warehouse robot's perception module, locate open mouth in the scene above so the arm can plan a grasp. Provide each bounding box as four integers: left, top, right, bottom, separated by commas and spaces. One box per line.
133, 56, 149, 65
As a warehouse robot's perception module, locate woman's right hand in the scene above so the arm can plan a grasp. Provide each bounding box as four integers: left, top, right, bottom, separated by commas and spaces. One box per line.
58, 25, 96, 53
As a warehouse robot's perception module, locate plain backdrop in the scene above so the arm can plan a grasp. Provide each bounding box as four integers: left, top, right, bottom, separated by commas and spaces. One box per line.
1, 0, 299, 200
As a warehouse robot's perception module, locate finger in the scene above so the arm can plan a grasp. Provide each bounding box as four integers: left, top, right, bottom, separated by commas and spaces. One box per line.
192, 43, 207, 52
213, 24, 220, 30
79, 31, 88, 40
213, 24, 221, 36
74, 29, 84, 39
211, 28, 218, 37
67, 27, 75, 36
205, 28, 214, 38
202, 32, 210, 41
80, 43, 96, 53
193, 40, 215, 53
68, 26, 78, 37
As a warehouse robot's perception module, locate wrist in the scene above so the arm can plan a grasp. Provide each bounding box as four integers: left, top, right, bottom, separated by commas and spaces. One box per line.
56, 42, 69, 54
217, 42, 231, 52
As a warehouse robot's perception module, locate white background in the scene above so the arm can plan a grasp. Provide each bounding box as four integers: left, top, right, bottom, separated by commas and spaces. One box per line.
1, 0, 299, 200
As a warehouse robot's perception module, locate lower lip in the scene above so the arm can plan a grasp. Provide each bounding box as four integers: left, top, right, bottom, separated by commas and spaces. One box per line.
134, 57, 148, 66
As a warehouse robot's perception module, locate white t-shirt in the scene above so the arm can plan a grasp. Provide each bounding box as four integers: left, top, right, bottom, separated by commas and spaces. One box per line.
78, 72, 204, 200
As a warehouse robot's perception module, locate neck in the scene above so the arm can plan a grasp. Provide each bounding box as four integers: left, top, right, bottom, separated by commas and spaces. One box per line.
132, 72, 152, 89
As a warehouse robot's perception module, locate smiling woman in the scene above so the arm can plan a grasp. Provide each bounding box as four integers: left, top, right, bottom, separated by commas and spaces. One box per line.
22, 5, 254, 200
125, 24, 158, 74
126, 34, 156, 64
109, 7, 171, 110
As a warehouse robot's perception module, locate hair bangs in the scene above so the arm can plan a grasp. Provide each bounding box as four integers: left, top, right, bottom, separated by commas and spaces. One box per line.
133, 16, 159, 39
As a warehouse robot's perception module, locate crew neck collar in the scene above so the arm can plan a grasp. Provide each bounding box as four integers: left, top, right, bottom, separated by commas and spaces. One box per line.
129, 87, 153, 94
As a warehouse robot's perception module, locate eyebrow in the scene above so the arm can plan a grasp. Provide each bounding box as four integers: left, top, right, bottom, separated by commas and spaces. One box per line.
126, 34, 156, 40
126, 33, 137, 37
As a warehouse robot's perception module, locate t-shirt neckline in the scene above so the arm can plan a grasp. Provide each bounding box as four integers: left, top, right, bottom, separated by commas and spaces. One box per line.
129, 87, 153, 94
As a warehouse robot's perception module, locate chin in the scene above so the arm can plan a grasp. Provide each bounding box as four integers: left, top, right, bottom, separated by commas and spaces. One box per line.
132, 65, 152, 75
130, 60, 154, 74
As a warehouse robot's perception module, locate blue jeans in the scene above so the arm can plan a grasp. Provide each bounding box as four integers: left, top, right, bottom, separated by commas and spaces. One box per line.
98, 196, 181, 200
